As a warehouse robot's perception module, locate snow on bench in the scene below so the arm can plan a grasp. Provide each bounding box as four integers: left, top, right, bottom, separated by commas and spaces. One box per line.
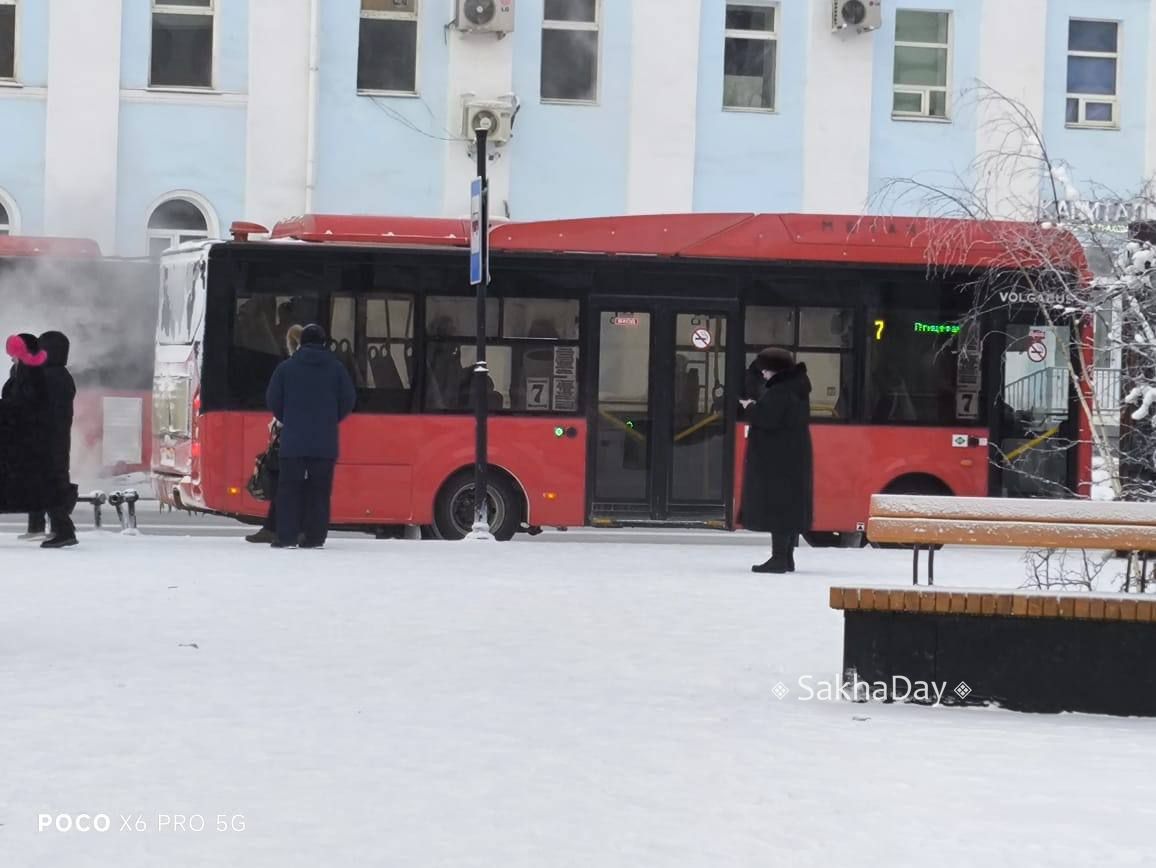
866, 494, 1156, 585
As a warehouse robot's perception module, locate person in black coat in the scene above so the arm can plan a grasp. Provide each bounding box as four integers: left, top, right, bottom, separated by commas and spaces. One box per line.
739, 347, 814, 574
36, 331, 79, 548
246, 324, 304, 544
0, 333, 53, 521
265, 324, 356, 549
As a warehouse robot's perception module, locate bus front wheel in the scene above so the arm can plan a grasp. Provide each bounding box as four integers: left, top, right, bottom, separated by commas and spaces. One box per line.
432, 471, 521, 542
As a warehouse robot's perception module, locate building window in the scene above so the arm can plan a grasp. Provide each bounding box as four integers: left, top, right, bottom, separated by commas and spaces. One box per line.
147, 198, 210, 258
541, 0, 599, 103
892, 10, 951, 119
358, 0, 418, 94
0, 198, 10, 236
151, 0, 214, 89
724, 2, 777, 111
1067, 19, 1119, 128
0, 0, 15, 81
745, 306, 854, 420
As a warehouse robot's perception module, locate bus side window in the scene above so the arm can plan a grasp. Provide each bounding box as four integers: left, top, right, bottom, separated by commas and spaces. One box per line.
745, 305, 853, 421
425, 297, 499, 412
423, 296, 581, 414
365, 295, 415, 412
867, 310, 961, 424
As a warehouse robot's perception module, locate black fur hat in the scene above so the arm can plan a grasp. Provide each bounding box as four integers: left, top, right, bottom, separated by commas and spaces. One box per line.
755, 347, 795, 374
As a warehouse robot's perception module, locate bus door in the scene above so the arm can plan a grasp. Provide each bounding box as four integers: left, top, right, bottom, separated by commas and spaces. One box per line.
991, 321, 1081, 497
587, 301, 736, 525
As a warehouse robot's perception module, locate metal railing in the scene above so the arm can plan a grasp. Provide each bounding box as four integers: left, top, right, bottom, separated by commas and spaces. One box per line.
1003, 367, 1069, 415
1093, 368, 1123, 413
77, 490, 141, 533
1004, 367, 1124, 416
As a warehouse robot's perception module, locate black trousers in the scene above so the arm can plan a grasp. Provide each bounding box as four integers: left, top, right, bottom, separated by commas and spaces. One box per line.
258, 468, 280, 532
29, 479, 76, 539
275, 457, 336, 546
260, 499, 278, 533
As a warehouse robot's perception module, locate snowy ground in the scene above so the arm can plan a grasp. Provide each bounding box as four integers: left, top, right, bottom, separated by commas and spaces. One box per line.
2, 535, 1154, 867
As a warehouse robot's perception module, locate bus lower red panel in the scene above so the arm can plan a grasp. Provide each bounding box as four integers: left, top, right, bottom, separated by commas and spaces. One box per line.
189, 412, 587, 528
732, 424, 990, 534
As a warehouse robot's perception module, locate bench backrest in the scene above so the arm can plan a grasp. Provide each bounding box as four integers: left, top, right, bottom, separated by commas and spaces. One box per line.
870, 495, 1156, 527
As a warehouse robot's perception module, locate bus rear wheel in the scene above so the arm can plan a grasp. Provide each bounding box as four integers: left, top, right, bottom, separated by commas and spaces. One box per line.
803, 531, 866, 548
432, 471, 521, 542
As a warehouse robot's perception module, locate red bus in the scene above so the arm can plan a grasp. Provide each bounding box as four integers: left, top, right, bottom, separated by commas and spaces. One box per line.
151, 213, 1092, 542
0, 236, 157, 481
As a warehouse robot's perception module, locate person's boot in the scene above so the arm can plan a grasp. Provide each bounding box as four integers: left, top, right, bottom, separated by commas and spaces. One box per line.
245, 527, 276, 544
787, 537, 797, 573
41, 534, 78, 549
753, 535, 791, 574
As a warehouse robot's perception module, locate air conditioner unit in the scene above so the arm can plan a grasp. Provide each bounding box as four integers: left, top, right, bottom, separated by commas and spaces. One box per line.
832, 0, 882, 34
456, 0, 515, 34
462, 99, 515, 146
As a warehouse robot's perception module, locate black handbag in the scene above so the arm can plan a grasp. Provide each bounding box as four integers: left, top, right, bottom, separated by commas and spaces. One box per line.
246, 429, 281, 501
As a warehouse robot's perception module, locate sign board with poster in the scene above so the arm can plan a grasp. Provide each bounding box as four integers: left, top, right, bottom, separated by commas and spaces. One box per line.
102, 397, 144, 465
469, 178, 483, 286
552, 346, 577, 412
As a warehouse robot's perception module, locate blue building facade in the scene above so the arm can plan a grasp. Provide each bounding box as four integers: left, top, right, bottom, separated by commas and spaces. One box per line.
0, 0, 1152, 256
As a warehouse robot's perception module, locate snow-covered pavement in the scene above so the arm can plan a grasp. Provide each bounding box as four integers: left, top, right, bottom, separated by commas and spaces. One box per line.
1, 535, 1153, 867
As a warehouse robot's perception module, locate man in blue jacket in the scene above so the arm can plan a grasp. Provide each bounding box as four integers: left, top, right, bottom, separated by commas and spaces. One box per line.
265, 324, 356, 548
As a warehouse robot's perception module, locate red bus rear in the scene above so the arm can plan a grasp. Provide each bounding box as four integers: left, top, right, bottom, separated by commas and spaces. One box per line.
151, 213, 1092, 541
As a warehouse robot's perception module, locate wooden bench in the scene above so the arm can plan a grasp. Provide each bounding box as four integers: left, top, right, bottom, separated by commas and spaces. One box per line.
866, 494, 1156, 585
830, 586, 1156, 716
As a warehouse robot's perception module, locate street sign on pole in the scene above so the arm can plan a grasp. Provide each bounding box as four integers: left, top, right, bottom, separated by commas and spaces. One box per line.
469, 178, 483, 286
466, 126, 493, 541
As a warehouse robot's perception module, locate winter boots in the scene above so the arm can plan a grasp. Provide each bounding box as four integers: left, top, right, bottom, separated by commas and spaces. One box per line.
19, 513, 75, 546
40, 534, 78, 549
752, 534, 797, 574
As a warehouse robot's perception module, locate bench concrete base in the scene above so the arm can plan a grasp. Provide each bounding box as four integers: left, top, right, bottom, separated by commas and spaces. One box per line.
843, 608, 1156, 716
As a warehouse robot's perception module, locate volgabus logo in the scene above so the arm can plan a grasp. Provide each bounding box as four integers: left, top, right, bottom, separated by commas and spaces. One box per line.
998, 290, 1066, 306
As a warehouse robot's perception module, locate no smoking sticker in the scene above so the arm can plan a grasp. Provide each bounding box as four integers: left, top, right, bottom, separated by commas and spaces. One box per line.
691, 328, 712, 349
1027, 341, 1047, 363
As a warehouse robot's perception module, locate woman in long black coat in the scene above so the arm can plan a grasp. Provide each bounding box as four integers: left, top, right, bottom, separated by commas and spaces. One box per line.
739, 347, 814, 574
0, 333, 52, 517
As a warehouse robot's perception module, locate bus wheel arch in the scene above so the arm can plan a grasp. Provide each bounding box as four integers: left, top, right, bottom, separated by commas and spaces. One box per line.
429, 466, 527, 542
881, 472, 954, 497
867, 473, 954, 549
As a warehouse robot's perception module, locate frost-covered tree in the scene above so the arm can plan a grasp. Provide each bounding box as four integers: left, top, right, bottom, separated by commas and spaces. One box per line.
864, 84, 1156, 591
869, 84, 1156, 505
